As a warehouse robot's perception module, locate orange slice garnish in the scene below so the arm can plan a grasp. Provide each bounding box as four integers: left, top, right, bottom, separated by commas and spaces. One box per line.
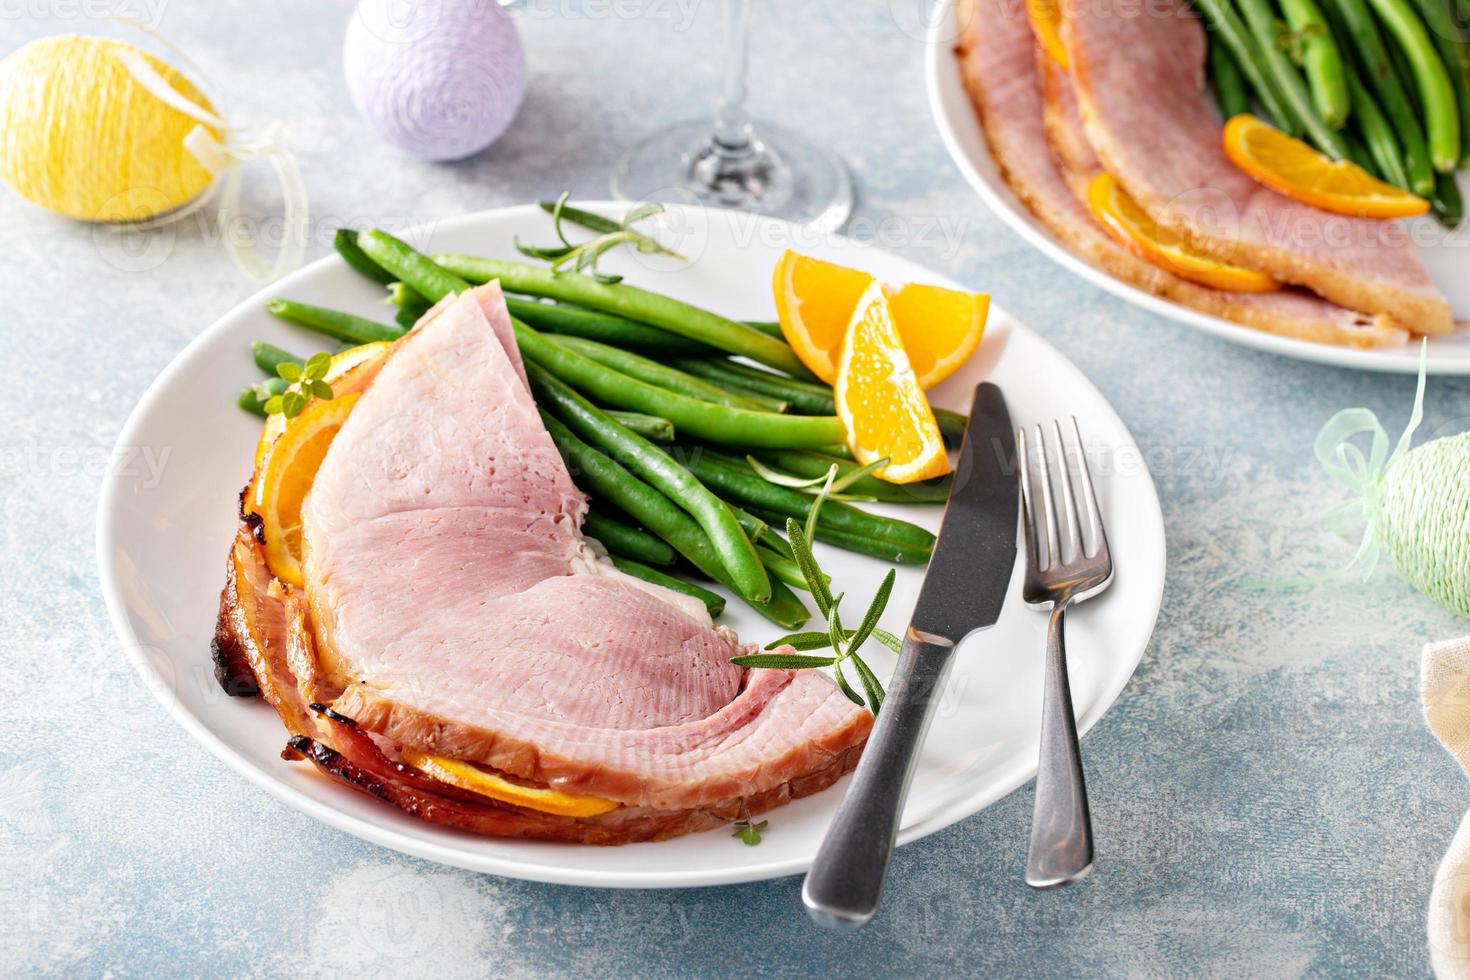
401, 750, 619, 817
249, 391, 360, 586
1086, 172, 1282, 292
253, 341, 391, 471
1223, 114, 1429, 219
772, 250, 989, 388
1026, 0, 1069, 69
834, 282, 952, 484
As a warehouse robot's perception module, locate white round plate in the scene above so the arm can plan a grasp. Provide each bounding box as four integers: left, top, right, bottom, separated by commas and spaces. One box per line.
98, 204, 1165, 888
924, 0, 1470, 374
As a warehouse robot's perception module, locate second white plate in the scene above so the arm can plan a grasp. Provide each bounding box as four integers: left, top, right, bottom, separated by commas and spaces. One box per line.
925, 0, 1470, 374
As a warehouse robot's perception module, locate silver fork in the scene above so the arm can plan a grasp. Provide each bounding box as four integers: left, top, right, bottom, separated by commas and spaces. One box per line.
1018, 417, 1114, 889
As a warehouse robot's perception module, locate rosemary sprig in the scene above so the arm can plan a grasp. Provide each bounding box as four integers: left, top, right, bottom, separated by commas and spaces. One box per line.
262, 351, 333, 419
515, 193, 684, 283
730, 506, 896, 716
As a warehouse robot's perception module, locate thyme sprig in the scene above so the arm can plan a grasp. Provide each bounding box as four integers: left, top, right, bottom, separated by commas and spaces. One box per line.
515, 193, 684, 283
263, 351, 333, 419
732, 817, 769, 846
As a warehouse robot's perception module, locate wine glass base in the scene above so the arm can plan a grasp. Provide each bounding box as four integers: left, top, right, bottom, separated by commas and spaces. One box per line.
611, 119, 854, 233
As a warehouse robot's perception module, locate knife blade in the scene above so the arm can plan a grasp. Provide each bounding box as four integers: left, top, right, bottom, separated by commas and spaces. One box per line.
802, 382, 1018, 929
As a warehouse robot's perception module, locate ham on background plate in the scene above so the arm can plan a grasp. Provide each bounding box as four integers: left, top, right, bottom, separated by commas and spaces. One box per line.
213, 284, 872, 845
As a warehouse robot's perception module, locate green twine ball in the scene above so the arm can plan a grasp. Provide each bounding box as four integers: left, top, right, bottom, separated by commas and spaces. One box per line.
1372, 432, 1470, 617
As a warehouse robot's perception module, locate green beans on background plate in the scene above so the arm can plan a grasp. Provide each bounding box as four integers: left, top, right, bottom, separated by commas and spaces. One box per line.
1363, 0, 1461, 171
526, 363, 771, 604
608, 556, 726, 619
433, 253, 814, 377
539, 412, 807, 627
583, 508, 677, 566
675, 449, 936, 562
552, 336, 787, 412
511, 319, 847, 449
505, 297, 722, 356
1281, 0, 1352, 128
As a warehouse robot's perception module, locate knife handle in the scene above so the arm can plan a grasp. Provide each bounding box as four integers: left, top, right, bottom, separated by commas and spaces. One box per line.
802, 629, 957, 928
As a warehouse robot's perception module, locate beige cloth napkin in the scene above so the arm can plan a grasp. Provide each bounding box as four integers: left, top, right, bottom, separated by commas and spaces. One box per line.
1424, 635, 1470, 977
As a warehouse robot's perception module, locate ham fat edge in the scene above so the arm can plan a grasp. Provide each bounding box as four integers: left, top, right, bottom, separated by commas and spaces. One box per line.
212, 283, 872, 845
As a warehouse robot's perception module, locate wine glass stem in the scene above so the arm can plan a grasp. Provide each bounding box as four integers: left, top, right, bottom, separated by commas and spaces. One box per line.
712, 0, 755, 154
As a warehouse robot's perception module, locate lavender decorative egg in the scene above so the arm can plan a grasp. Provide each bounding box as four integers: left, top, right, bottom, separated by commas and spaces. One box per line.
343, 0, 526, 162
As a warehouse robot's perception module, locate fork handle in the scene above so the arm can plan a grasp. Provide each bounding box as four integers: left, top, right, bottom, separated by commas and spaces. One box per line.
802, 630, 956, 928
1026, 599, 1094, 888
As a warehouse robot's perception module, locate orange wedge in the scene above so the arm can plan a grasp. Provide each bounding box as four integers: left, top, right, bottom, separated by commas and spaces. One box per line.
835, 282, 951, 484
1086, 172, 1282, 292
250, 391, 360, 587
253, 341, 391, 471
1223, 114, 1429, 219
772, 250, 989, 388
1026, 0, 1069, 69
402, 750, 619, 818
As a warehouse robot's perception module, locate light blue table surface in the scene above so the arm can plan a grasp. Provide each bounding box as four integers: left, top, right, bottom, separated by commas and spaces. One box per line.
4, 1, 1469, 976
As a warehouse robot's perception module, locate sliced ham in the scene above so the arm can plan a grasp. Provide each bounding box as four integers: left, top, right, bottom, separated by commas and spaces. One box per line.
228, 283, 872, 837
1058, 0, 1452, 335
953, 0, 1409, 348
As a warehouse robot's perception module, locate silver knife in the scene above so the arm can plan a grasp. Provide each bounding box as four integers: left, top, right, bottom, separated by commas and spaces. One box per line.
802, 382, 1019, 928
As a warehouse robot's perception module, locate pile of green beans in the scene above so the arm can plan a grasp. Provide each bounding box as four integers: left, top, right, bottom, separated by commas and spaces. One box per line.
1198, 0, 1469, 223
238, 227, 970, 624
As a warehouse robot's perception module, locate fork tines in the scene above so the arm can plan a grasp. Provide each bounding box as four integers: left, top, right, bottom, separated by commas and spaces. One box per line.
1017, 418, 1107, 574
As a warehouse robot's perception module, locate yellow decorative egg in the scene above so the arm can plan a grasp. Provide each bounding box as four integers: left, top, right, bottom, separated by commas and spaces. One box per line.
0, 35, 222, 222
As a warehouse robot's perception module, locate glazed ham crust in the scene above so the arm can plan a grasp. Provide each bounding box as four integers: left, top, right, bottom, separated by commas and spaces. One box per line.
954, 0, 1411, 349
211, 282, 872, 844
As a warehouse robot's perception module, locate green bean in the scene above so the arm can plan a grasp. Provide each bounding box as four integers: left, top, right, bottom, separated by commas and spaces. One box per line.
742, 320, 784, 338
1347, 70, 1414, 187
512, 320, 846, 448
540, 412, 807, 627
1361, 0, 1461, 169
527, 363, 770, 603
1414, 0, 1470, 162
1192, 0, 1303, 132
606, 411, 675, 442
239, 377, 286, 416
434, 253, 813, 377
608, 556, 726, 619
674, 358, 837, 415
1237, 0, 1355, 157
676, 450, 936, 558
1323, 0, 1436, 191
749, 449, 953, 503
1209, 35, 1254, 119
389, 281, 434, 319
251, 341, 305, 375
583, 509, 677, 566
1431, 169, 1465, 224
744, 505, 933, 564
1282, 0, 1352, 127
266, 299, 404, 344
757, 544, 819, 593
505, 298, 721, 356
552, 336, 787, 412
359, 230, 471, 303
395, 306, 420, 331
333, 227, 396, 286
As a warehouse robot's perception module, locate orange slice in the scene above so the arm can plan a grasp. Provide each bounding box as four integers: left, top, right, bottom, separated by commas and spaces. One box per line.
835, 282, 951, 484
402, 749, 619, 818
1223, 113, 1429, 219
250, 391, 360, 586
1026, 0, 1069, 69
1086, 172, 1282, 292
253, 341, 391, 471
772, 250, 989, 388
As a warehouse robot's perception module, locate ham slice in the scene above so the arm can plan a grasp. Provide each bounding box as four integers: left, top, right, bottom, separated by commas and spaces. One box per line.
954, 0, 1409, 348
1059, 0, 1452, 335
238, 283, 872, 835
